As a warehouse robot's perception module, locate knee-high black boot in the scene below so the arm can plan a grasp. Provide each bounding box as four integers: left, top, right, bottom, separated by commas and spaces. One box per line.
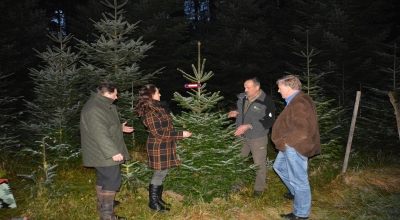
157, 185, 171, 207
149, 184, 169, 212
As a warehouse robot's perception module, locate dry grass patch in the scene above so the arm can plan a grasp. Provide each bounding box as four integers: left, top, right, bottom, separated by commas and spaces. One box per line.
343, 167, 400, 193
312, 165, 400, 219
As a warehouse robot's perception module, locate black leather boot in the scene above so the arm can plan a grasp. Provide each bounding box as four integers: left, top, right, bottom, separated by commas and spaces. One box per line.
157, 185, 171, 207
149, 184, 169, 212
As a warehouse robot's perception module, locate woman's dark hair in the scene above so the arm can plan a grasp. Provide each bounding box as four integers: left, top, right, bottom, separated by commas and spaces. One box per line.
136, 84, 157, 117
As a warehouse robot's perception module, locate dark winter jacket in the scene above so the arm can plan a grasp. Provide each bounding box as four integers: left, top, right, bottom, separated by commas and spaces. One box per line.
271, 91, 321, 157
235, 90, 275, 139
80, 92, 130, 167
141, 102, 183, 170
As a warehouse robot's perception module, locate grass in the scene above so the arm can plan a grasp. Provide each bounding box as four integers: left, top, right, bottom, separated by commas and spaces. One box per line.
2, 151, 400, 220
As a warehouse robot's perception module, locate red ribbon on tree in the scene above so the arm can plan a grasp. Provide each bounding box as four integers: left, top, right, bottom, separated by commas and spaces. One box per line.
185, 83, 201, 88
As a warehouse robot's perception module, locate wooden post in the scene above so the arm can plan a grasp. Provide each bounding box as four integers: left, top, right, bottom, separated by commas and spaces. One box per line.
342, 91, 361, 173
388, 92, 400, 140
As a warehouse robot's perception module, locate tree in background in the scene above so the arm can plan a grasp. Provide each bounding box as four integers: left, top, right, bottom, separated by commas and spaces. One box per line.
352, 41, 400, 152
75, 0, 160, 149
285, 1, 395, 107
125, 0, 192, 108
287, 31, 344, 158
168, 42, 257, 203
22, 32, 83, 158
195, 0, 274, 103
353, 87, 398, 154
68, 0, 107, 45
267, 0, 400, 155
0, 0, 49, 110
0, 72, 20, 153
385, 43, 400, 141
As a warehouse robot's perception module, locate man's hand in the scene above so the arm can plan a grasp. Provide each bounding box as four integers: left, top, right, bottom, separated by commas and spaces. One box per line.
112, 153, 124, 162
228, 110, 239, 118
234, 124, 252, 136
122, 121, 134, 133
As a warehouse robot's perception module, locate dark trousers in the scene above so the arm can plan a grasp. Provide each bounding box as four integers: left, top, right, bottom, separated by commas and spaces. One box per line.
95, 165, 121, 191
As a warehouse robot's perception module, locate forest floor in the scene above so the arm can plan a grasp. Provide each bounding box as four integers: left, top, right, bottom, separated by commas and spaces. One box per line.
1, 151, 400, 220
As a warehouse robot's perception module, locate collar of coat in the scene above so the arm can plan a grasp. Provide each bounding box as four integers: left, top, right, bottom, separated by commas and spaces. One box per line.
90, 91, 115, 105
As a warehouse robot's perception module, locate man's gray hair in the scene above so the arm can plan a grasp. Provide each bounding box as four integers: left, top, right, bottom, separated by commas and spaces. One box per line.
276, 75, 302, 90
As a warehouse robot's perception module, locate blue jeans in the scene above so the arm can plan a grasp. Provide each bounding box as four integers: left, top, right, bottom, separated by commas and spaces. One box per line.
273, 146, 311, 217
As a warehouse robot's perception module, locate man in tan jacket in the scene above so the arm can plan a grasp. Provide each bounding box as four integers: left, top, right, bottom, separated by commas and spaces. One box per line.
271, 75, 321, 220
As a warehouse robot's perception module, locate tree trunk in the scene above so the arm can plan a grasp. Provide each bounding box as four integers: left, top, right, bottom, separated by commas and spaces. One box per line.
388, 91, 400, 140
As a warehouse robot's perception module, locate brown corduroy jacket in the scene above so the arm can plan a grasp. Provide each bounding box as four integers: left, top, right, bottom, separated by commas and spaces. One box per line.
271, 92, 321, 157
141, 105, 183, 170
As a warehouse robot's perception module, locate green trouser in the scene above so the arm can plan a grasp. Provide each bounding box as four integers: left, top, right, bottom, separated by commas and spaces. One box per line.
240, 134, 268, 191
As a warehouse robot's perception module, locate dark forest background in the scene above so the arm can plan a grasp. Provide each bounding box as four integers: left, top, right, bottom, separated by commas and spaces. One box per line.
1, 0, 400, 159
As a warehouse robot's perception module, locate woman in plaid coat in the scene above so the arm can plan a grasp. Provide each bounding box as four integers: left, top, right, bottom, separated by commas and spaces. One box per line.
136, 84, 192, 212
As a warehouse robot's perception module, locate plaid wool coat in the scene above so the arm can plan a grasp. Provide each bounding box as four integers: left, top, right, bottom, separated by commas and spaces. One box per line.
141, 105, 183, 170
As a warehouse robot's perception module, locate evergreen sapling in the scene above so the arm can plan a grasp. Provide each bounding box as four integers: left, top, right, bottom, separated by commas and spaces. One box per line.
289, 31, 344, 158
75, 0, 160, 150
167, 42, 257, 203
23, 31, 83, 154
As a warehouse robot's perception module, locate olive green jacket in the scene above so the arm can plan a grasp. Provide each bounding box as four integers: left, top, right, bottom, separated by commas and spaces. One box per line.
80, 92, 130, 167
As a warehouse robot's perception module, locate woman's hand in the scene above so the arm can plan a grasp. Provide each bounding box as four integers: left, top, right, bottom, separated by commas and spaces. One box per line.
183, 131, 192, 138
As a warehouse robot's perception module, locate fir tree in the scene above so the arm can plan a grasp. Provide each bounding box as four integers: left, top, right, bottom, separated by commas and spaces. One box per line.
168, 42, 257, 203
195, 0, 273, 102
385, 43, 400, 141
75, 0, 160, 148
0, 0, 49, 102
68, 0, 107, 45
125, 0, 192, 105
352, 86, 398, 153
23, 32, 83, 152
273, 0, 394, 109
352, 42, 400, 152
0, 72, 20, 153
288, 31, 344, 158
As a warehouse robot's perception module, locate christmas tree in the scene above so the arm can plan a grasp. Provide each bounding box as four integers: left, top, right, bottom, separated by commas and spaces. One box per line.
167, 42, 257, 203
0, 71, 19, 153
75, 0, 160, 148
288, 31, 344, 158
23, 32, 83, 154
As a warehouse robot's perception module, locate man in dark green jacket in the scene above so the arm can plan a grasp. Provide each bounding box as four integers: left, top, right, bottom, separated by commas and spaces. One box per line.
80, 82, 133, 220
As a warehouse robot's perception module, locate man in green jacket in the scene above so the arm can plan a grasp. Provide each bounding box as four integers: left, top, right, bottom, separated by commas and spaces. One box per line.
80, 82, 133, 220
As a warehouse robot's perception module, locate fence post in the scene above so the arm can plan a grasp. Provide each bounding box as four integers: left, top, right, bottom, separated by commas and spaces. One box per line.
342, 91, 361, 173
